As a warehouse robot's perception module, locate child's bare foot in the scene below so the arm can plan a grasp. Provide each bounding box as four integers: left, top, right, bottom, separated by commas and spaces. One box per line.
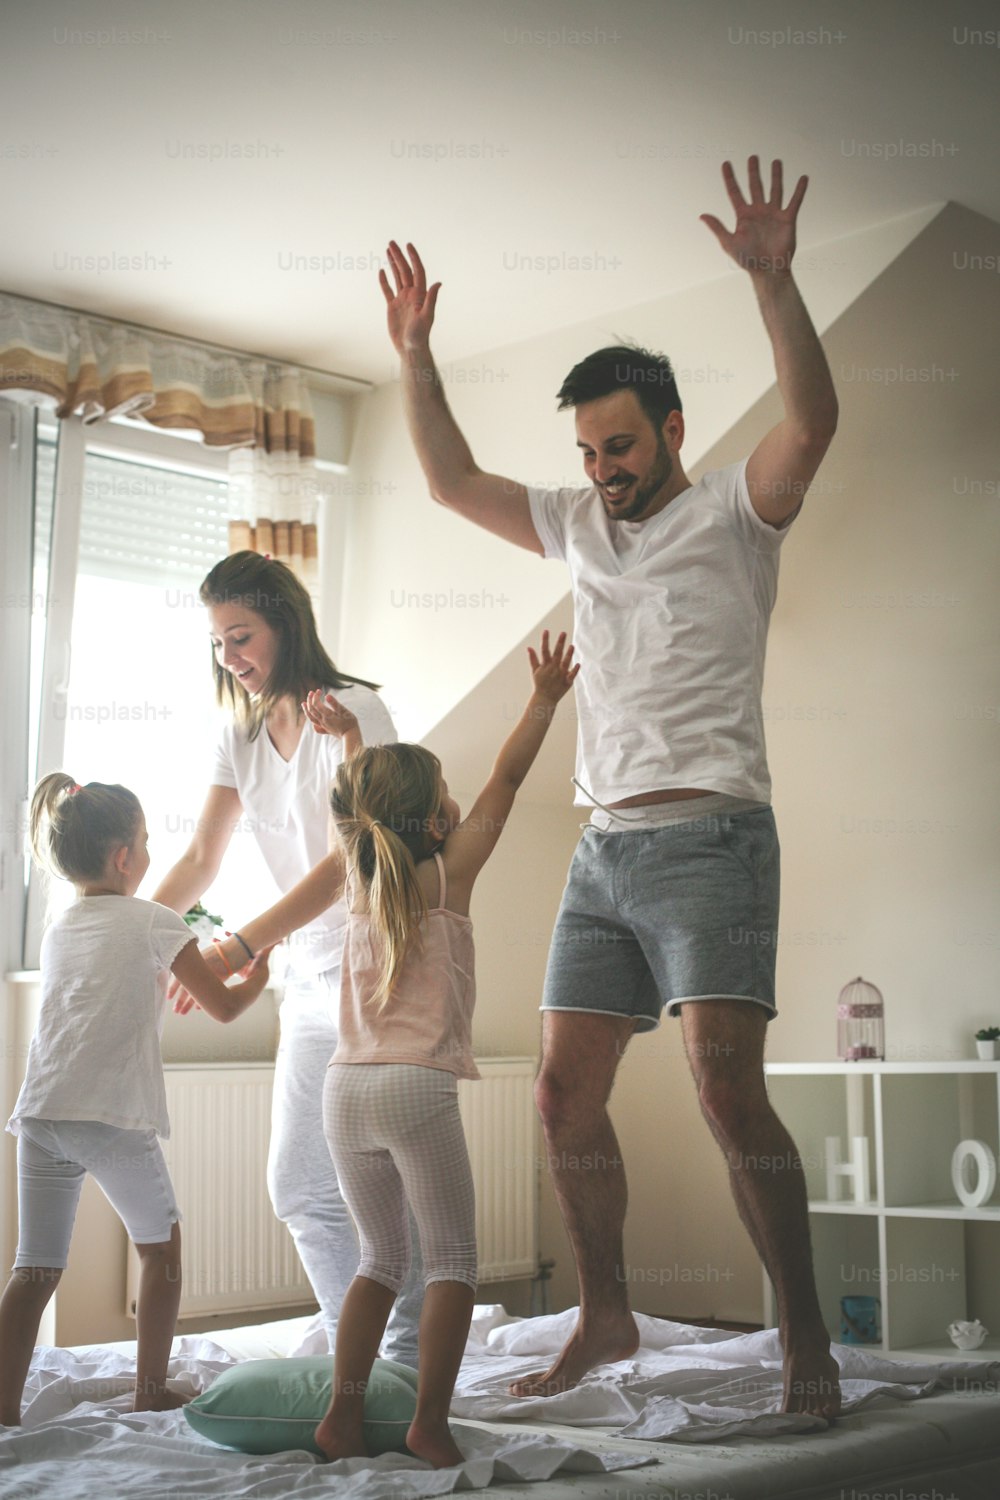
132, 1386, 189, 1413
508, 1312, 640, 1397
405, 1418, 465, 1468
314, 1413, 368, 1462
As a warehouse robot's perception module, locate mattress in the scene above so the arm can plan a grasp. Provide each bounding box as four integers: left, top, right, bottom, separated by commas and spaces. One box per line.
2, 1306, 998, 1499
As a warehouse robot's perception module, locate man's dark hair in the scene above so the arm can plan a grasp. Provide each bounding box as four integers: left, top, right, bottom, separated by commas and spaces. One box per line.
556, 343, 682, 431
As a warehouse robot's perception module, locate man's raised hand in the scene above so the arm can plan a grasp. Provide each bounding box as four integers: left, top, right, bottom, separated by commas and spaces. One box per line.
379, 241, 441, 354
700, 157, 807, 277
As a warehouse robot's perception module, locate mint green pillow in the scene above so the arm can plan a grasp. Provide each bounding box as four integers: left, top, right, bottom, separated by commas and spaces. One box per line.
183, 1355, 419, 1456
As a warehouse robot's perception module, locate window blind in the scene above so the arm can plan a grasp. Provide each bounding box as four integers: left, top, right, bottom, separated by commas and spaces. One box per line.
35, 436, 231, 586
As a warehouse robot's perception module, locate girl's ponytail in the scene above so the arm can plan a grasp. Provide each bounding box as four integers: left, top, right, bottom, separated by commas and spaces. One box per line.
29, 774, 142, 883
331, 745, 442, 1009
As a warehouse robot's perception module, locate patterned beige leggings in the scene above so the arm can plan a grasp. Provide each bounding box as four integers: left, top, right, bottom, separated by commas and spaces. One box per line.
323, 1063, 477, 1292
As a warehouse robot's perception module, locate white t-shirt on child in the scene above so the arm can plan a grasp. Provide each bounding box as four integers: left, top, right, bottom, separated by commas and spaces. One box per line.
210, 685, 397, 978
526, 458, 800, 807
7, 896, 193, 1139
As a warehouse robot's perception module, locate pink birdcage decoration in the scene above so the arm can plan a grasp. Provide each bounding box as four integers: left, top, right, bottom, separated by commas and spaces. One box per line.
837, 976, 885, 1061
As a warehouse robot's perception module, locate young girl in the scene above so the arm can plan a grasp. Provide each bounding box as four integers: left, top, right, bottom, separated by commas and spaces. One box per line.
0, 774, 271, 1426
305, 630, 578, 1469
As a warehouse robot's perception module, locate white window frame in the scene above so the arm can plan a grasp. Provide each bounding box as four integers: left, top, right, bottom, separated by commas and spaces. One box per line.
23, 417, 234, 971
9, 409, 346, 972
0, 399, 37, 978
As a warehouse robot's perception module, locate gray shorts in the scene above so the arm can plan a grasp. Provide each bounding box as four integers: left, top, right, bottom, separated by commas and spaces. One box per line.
541, 804, 780, 1031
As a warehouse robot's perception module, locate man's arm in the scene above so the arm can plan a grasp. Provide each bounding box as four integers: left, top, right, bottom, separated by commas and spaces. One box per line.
380, 241, 544, 555
701, 158, 838, 527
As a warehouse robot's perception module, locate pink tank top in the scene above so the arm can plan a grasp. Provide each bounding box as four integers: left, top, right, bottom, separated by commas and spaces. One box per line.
330, 852, 480, 1080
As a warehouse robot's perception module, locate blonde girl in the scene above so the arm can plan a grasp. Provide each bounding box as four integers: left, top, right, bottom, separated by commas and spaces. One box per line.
0, 775, 270, 1425
307, 631, 578, 1468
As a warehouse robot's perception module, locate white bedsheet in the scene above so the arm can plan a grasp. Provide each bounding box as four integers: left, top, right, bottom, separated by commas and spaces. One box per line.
1, 1324, 648, 1498
452, 1306, 1000, 1442
3, 1307, 998, 1499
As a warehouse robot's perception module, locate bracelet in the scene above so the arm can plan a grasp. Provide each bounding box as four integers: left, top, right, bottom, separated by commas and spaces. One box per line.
212, 938, 236, 976
227, 930, 255, 962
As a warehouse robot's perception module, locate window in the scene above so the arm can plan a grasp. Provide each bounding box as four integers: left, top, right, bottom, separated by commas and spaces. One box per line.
22, 414, 278, 961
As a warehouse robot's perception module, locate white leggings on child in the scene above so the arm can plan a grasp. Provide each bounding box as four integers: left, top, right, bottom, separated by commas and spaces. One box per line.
13, 1118, 179, 1268
323, 1063, 477, 1292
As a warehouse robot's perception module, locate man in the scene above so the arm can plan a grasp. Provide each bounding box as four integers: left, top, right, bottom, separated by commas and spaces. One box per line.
380, 157, 841, 1419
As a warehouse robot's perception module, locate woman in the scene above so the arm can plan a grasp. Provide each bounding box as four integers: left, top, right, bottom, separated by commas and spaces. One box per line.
153, 551, 422, 1365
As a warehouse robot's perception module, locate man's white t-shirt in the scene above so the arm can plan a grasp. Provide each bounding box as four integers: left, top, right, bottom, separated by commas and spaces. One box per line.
8, 896, 193, 1139
211, 684, 397, 977
527, 459, 799, 806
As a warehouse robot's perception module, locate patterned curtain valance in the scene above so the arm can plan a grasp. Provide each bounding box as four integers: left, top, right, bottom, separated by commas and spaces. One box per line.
0, 290, 320, 588
0, 290, 316, 454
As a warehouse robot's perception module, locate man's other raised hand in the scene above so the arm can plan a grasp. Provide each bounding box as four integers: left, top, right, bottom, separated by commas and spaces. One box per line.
700, 156, 808, 278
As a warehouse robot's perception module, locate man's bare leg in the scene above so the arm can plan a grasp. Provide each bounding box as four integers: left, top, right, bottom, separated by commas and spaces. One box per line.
509, 1013, 640, 1397
680, 1000, 841, 1420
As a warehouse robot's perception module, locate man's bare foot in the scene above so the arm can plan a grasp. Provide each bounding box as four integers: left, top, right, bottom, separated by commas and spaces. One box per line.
508, 1314, 640, 1397
132, 1387, 189, 1413
405, 1418, 465, 1468
782, 1340, 842, 1420
314, 1412, 367, 1461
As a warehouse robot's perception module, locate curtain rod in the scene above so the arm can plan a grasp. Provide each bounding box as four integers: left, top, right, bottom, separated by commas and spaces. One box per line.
0, 286, 373, 392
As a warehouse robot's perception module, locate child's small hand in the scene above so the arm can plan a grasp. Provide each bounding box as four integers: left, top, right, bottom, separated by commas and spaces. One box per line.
304, 690, 361, 743
527, 630, 580, 704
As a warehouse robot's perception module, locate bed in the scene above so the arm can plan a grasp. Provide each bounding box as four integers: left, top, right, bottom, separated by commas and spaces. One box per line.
3, 1305, 999, 1499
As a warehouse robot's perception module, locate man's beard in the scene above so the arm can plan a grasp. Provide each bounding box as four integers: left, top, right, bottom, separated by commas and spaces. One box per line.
603, 433, 673, 521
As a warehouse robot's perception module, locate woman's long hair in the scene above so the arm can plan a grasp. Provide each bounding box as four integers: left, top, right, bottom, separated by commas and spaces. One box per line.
331, 744, 443, 1009
29, 773, 142, 883
200, 551, 380, 740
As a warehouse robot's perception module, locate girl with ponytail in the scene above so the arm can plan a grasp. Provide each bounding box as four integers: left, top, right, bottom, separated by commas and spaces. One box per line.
0, 774, 271, 1425
305, 632, 578, 1468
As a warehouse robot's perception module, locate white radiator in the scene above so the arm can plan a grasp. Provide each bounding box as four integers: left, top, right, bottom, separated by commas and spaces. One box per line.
126, 1065, 312, 1320
127, 1056, 538, 1319
460, 1056, 538, 1283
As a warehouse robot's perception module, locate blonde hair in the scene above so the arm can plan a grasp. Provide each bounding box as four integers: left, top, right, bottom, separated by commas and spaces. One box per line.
29, 773, 142, 884
330, 744, 443, 1009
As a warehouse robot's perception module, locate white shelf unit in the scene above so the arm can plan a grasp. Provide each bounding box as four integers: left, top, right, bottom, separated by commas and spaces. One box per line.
763, 1061, 1000, 1362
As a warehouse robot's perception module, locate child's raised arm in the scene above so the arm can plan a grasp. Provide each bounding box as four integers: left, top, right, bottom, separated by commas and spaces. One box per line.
443, 630, 578, 892
170, 941, 273, 1024
303, 690, 363, 758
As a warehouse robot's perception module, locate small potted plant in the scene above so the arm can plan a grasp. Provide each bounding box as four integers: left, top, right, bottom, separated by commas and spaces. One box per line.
183, 901, 224, 945
974, 1026, 1000, 1061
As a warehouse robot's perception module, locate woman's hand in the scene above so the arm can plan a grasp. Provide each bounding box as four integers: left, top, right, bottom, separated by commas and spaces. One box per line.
528, 630, 580, 705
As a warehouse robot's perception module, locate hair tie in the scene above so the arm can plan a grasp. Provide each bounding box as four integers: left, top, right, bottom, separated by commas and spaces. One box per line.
227, 930, 255, 962
212, 938, 236, 977
68, 784, 82, 796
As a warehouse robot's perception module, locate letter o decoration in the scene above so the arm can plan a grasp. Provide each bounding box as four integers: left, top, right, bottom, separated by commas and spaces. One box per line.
951, 1139, 998, 1208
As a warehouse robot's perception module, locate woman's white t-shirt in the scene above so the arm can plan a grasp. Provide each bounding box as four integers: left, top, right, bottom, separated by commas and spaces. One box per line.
526, 459, 799, 806
7, 896, 193, 1139
211, 684, 397, 977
